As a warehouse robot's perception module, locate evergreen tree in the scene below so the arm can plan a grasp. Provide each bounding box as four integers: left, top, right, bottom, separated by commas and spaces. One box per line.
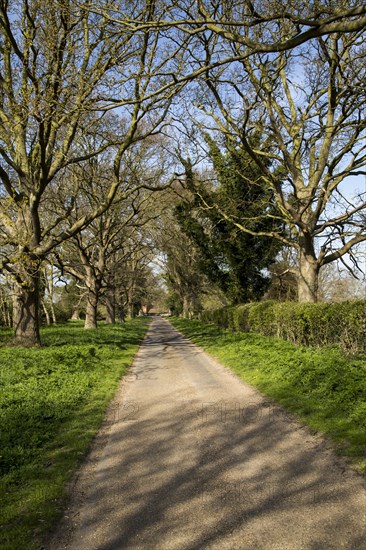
176, 137, 282, 304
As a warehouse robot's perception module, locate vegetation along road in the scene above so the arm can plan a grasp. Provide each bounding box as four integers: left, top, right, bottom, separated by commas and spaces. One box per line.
50, 318, 366, 550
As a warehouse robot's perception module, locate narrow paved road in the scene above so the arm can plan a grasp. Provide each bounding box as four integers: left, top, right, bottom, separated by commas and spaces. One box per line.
50, 318, 366, 550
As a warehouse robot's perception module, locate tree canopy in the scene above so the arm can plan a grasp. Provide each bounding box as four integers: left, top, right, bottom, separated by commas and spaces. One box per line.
0, 1, 365, 343
175, 137, 282, 303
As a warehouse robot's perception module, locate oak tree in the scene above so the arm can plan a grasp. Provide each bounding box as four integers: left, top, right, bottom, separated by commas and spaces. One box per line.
0, 0, 178, 344
188, 28, 366, 301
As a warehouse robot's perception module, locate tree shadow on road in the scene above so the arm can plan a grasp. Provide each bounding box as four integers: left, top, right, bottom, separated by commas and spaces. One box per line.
56, 390, 366, 550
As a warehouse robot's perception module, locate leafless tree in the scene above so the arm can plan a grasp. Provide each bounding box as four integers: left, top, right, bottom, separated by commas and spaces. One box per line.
55, 138, 168, 328
0, 0, 180, 344
101, 2, 366, 61
183, 28, 366, 302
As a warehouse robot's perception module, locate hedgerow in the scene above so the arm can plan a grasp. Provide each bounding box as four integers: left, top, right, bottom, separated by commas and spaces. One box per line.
200, 300, 366, 354
171, 317, 366, 471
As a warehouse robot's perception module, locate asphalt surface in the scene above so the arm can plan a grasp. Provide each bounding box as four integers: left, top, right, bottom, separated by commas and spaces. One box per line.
49, 317, 366, 550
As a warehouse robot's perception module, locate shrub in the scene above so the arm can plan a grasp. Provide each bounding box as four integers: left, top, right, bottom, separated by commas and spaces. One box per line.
247, 301, 277, 337
199, 300, 366, 355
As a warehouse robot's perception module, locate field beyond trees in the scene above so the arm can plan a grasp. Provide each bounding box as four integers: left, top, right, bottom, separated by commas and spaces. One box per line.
0, 319, 149, 550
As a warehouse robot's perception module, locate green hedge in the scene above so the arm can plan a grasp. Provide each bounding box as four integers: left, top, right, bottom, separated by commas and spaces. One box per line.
200, 300, 366, 354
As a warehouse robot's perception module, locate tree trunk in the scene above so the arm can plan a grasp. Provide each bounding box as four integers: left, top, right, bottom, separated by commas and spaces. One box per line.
13, 278, 41, 346
42, 300, 51, 326
105, 294, 116, 324
84, 288, 98, 329
182, 296, 192, 319
0, 293, 7, 326
127, 285, 135, 318
50, 301, 57, 325
297, 251, 319, 303
48, 265, 57, 324
6, 308, 12, 328
71, 307, 81, 320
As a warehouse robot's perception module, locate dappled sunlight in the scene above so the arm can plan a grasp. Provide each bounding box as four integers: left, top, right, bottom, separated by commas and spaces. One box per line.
50, 319, 366, 550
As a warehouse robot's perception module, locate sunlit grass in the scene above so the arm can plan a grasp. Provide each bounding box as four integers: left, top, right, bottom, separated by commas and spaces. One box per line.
171, 318, 366, 472
0, 319, 150, 549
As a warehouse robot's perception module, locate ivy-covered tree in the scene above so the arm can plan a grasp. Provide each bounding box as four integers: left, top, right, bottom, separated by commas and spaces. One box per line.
176, 138, 282, 303
192, 27, 366, 302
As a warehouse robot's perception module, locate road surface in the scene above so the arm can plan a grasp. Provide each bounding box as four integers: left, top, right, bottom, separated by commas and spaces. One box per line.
49, 317, 366, 549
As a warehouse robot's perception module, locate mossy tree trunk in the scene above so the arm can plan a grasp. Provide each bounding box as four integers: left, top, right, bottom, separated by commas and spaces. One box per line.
84, 286, 99, 330
105, 293, 116, 324
13, 273, 41, 346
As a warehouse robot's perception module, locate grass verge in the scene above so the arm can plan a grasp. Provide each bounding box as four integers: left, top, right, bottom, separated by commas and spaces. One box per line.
0, 319, 149, 549
171, 318, 366, 473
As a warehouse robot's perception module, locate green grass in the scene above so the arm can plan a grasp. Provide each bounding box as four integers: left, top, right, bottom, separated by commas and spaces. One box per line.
0, 325, 12, 343
171, 318, 366, 472
0, 319, 150, 549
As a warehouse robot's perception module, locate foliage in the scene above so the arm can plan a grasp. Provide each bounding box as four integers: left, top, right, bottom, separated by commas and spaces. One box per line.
171, 318, 366, 472
165, 289, 183, 316
176, 139, 282, 303
188, 27, 366, 302
55, 279, 86, 321
0, 319, 149, 549
200, 300, 366, 355
264, 258, 298, 301
154, 192, 209, 319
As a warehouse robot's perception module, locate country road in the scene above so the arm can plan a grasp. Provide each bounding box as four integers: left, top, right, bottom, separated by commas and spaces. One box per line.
49, 318, 366, 550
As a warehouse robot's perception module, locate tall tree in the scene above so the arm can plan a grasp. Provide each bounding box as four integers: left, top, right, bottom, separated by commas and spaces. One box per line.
153, 196, 209, 318
40, 262, 58, 325
188, 28, 366, 302
0, 0, 177, 344
56, 151, 164, 328
175, 139, 282, 303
